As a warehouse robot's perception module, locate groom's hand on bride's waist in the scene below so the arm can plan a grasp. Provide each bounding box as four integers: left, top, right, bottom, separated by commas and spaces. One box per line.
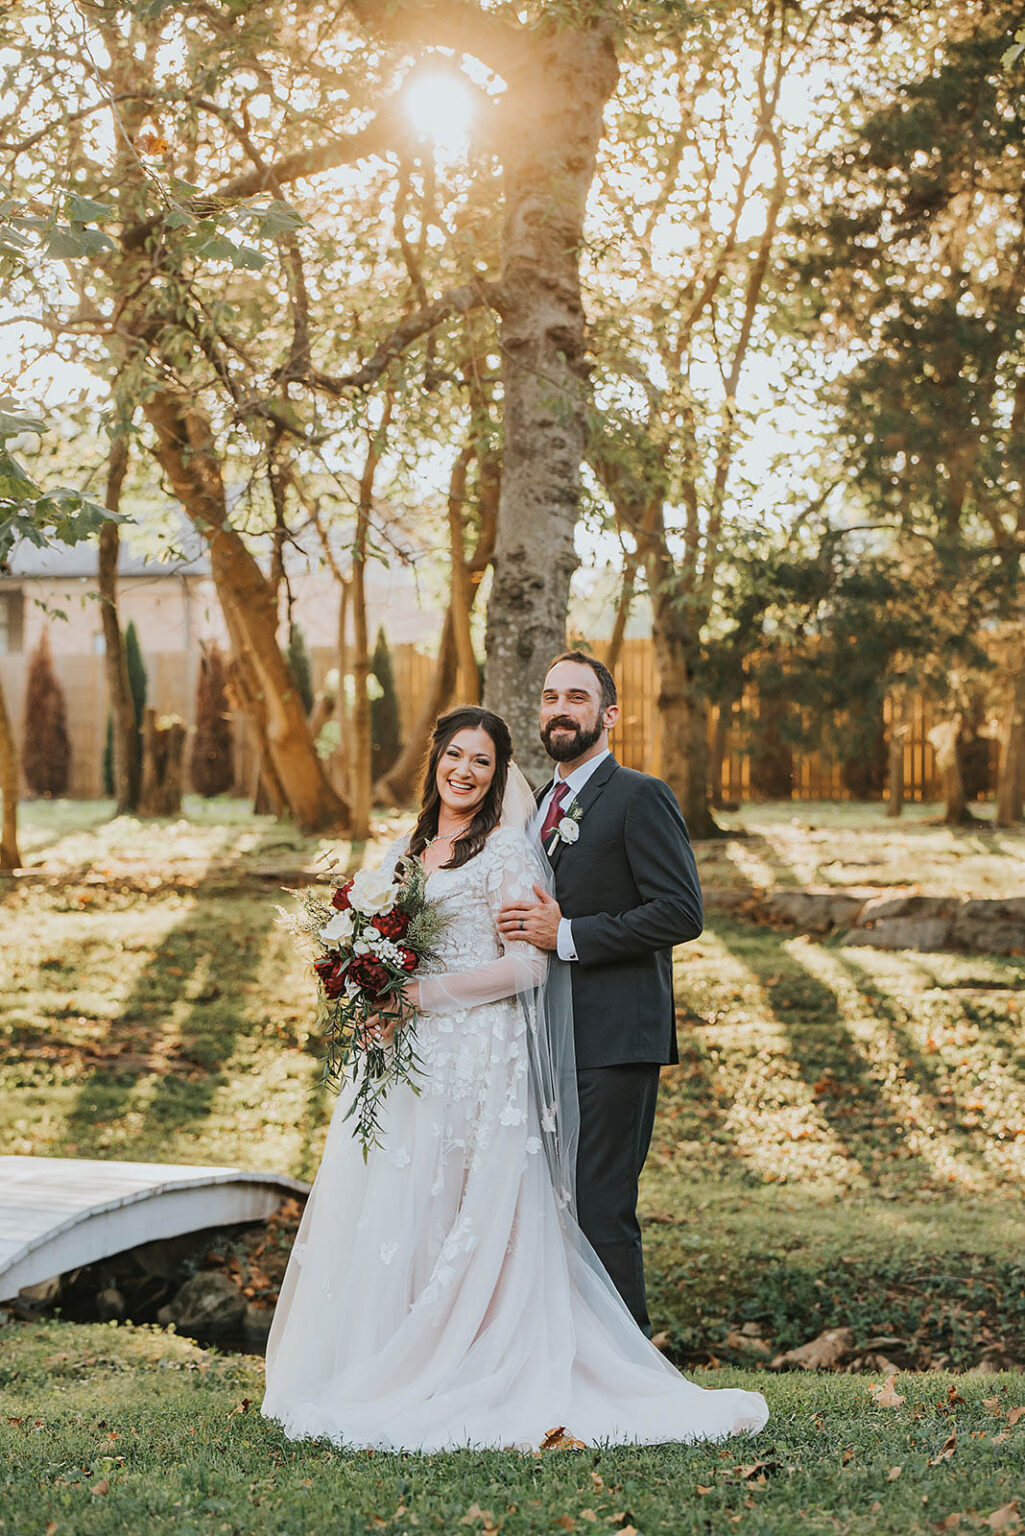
497, 883, 561, 951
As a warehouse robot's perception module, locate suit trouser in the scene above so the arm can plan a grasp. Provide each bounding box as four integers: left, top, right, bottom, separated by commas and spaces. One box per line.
574, 1062, 661, 1338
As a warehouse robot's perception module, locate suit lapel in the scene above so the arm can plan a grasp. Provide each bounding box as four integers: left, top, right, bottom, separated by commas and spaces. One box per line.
545, 755, 620, 871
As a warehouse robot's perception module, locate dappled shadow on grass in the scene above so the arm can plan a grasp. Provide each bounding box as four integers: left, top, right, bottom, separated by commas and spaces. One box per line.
835, 947, 1025, 1188
58, 893, 277, 1159
712, 923, 941, 1191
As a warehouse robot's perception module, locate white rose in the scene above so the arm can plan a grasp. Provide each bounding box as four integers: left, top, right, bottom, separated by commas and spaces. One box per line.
319, 910, 355, 945
348, 864, 397, 916
557, 816, 580, 843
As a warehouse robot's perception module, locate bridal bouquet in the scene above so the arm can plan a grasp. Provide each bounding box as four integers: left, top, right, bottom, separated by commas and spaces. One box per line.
282, 856, 447, 1157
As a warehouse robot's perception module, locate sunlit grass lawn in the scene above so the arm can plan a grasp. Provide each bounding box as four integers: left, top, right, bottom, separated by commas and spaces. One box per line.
2, 800, 1024, 1533
1, 1322, 1023, 1536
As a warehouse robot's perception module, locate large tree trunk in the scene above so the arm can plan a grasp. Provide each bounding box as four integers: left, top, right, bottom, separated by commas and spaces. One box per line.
928, 717, 972, 824
144, 391, 349, 834
98, 438, 140, 813
483, 22, 619, 782
886, 689, 907, 819
448, 445, 480, 706
995, 647, 1025, 825
0, 674, 21, 870
651, 614, 720, 839
139, 707, 185, 818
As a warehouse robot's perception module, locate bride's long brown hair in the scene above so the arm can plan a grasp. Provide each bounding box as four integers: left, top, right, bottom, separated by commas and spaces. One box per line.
408, 707, 513, 870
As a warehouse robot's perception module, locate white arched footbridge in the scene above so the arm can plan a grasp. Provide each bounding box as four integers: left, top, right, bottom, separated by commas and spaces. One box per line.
0, 1156, 310, 1300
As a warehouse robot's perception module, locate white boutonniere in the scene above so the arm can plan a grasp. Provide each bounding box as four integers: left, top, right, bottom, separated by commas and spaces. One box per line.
547, 800, 583, 853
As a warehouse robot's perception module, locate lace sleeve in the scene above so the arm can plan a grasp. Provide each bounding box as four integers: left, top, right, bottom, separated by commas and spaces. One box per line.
414, 829, 548, 1015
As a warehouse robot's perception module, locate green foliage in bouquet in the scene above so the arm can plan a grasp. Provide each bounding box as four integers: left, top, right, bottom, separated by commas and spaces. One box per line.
280, 855, 448, 1158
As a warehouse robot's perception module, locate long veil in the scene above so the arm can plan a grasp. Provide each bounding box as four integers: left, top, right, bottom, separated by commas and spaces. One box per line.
500, 762, 580, 1216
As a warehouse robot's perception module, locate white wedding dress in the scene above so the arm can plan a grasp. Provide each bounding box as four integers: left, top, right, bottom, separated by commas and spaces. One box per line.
261, 826, 768, 1451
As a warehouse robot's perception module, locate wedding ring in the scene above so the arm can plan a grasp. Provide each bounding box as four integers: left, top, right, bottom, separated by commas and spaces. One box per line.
519, 919, 525, 931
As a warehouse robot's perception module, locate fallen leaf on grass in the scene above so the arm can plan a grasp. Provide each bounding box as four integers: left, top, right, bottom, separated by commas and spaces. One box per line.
984, 1502, 1020, 1531
539, 1426, 586, 1450
869, 1375, 905, 1408
591, 1472, 603, 1491
697, 1485, 714, 1495
46, 1525, 58, 1535
579, 1513, 598, 1523
928, 1432, 957, 1465
1007, 1407, 1025, 1426
89, 1479, 109, 1496
555, 1519, 575, 1532
227, 1398, 250, 1418
983, 1397, 1003, 1415
841, 1447, 856, 1465
458, 1505, 494, 1528
887, 1466, 903, 1481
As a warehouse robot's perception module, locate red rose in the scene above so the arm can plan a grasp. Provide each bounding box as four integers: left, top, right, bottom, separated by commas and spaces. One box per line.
371, 908, 410, 941
347, 956, 389, 998
397, 947, 418, 973
314, 953, 348, 999
331, 880, 354, 912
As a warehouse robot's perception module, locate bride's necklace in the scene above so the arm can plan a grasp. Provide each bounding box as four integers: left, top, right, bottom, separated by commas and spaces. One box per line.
425, 823, 471, 850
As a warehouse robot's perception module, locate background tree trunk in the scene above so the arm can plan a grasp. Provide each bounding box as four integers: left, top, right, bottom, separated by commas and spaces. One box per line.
375, 608, 458, 806
0, 676, 21, 870
651, 616, 719, 839
448, 445, 480, 706
995, 650, 1025, 825
887, 690, 907, 819
139, 707, 185, 817
144, 391, 349, 834
98, 438, 140, 813
928, 717, 971, 824
483, 22, 619, 782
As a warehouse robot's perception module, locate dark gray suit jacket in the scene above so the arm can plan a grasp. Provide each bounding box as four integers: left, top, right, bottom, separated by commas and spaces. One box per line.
539, 755, 703, 1070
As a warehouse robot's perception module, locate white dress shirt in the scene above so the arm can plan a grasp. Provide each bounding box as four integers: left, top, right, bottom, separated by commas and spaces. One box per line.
533, 748, 611, 963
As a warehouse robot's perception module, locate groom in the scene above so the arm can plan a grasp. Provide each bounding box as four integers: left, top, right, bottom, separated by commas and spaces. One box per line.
497, 651, 703, 1337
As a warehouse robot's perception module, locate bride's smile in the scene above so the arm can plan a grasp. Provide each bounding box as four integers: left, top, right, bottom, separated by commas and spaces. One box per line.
436, 728, 496, 818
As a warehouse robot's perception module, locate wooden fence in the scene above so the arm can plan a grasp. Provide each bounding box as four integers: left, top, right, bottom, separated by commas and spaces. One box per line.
1, 636, 960, 803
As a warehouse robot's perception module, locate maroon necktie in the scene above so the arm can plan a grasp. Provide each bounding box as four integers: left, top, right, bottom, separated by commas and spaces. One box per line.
539, 782, 570, 844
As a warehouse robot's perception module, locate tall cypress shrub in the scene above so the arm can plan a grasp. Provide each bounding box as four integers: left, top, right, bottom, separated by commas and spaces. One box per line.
190, 642, 235, 797
22, 630, 71, 797
124, 619, 147, 764
286, 622, 315, 716
370, 626, 403, 778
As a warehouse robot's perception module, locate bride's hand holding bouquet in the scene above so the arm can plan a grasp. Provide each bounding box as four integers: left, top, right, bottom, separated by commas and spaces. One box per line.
280, 856, 446, 1157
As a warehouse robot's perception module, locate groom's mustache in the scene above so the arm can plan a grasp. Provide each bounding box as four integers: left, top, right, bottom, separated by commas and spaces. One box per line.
545, 718, 580, 733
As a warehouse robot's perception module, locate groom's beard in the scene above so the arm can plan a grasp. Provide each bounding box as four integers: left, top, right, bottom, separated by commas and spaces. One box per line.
541, 715, 604, 763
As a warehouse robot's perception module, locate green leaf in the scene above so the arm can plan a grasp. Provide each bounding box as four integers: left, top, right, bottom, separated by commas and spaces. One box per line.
65, 192, 114, 224
45, 224, 116, 258
1001, 40, 1025, 69
231, 243, 268, 270
248, 201, 305, 239
0, 447, 41, 502
0, 410, 46, 439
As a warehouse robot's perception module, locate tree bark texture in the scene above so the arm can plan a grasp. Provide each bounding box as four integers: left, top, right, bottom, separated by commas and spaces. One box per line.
650, 602, 719, 839
139, 707, 185, 818
448, 445, 480, 706
98, 438, 140, 813
886, 690, 907, 819
996, 648, 1025, 825
0, 674, 21, 869
927, 717, 971, 824
143, 391, 350, 834
483, 21, 620, 782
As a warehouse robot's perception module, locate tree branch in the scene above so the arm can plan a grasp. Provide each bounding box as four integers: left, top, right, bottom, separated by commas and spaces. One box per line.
347, 0, 531, 77
310, 280, 502, 393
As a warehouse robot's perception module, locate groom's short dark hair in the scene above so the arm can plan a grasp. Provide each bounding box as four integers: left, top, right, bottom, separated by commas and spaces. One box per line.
547, 651, 618, 712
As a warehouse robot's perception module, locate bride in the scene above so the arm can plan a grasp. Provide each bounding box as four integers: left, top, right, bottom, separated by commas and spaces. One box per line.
261, 705, 768, 1451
